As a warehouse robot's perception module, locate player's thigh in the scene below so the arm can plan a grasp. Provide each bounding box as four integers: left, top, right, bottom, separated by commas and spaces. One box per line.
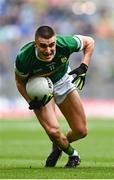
58, 90, 86, 130
34, 100, 59, 133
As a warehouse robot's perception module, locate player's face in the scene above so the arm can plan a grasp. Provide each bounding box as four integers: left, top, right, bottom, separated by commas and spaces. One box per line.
35, 36, 56, 62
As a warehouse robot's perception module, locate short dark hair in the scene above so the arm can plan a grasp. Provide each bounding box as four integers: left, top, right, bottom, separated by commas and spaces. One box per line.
35, 26, 55, 40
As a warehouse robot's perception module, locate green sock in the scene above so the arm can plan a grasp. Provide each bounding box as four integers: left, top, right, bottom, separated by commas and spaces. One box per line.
63, 144, 74, 156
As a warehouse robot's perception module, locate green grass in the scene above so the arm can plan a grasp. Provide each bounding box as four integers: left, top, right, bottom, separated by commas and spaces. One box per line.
0, 117, 114, 179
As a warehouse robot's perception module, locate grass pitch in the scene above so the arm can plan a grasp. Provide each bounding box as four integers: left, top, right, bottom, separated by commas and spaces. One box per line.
0, 117, 114, 179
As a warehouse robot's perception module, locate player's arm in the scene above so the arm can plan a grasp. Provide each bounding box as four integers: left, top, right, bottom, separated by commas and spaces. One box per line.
69, 35, 95, 90
15, 73, 31, 103
79, 35, 95, 66
15, 73, 42, 109
15, 54, 47, 109
15, 73, 51, 109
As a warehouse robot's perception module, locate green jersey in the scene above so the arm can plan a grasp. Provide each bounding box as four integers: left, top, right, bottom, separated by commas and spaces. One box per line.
15, 35, 83, 84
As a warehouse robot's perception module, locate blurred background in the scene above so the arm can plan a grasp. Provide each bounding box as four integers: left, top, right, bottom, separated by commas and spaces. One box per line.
0, 0, 114, 118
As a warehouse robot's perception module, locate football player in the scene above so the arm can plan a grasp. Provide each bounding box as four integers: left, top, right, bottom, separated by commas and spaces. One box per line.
15, 26, 94, 168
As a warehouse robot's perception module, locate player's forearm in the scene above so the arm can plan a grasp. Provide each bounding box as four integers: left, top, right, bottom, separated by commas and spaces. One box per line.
82, 37, 95, 66
15, 76, 31, 103
17, 82, 31, 103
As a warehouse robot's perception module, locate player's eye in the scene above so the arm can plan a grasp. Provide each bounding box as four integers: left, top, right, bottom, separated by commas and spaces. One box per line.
40, 43, 48, 48
39, 42, 55, 48
48, 42, 55, 48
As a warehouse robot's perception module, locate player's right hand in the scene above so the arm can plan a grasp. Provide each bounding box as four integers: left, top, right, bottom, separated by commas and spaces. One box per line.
29, 95, 53, 110
29, 97, 43, 109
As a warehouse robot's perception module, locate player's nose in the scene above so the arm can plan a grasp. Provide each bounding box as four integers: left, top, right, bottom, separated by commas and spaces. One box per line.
45, 46, 51, 53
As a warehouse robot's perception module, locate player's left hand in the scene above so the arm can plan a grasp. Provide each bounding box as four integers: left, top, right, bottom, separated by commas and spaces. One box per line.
69, 63, 88, 90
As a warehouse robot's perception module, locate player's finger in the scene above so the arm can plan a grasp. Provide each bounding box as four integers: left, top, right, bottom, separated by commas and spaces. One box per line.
69, 69, 77, 75
72, 76, 78, 83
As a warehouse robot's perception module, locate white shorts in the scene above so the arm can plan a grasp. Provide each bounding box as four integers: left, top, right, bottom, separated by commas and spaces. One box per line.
53, 68, 76, 105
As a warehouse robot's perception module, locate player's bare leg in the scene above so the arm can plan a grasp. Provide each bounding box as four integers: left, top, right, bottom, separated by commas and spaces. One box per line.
34, 99, 76, 167
34, 100, 69, 150
59, 90, 87, 142
34, 89, 87, 167
58, 89, 87, 167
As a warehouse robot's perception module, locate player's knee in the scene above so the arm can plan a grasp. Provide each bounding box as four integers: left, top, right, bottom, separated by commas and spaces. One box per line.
77, 126, 87, 138
48, 126, 61, 140
72, 126, 87, 140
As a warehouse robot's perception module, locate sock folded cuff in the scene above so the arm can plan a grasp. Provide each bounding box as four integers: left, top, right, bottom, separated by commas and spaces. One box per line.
63, 144, 74, 156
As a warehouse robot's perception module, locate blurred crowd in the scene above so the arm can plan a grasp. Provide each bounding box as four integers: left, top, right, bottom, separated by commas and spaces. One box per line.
0, 0, 114, 100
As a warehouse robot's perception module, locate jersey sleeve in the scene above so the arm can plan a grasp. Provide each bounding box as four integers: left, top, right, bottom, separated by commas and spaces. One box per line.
67, 35, 83, 52
57, 35, 83, 54
73, 35, 83, 51
15, 55, 29, 78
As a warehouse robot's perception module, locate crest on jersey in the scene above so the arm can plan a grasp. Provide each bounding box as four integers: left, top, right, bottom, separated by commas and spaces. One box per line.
60, 56, 67, 63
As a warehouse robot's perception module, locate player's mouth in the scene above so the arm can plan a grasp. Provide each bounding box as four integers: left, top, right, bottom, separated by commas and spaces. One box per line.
43, 52, 54, 59
44, 55, 52, 59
